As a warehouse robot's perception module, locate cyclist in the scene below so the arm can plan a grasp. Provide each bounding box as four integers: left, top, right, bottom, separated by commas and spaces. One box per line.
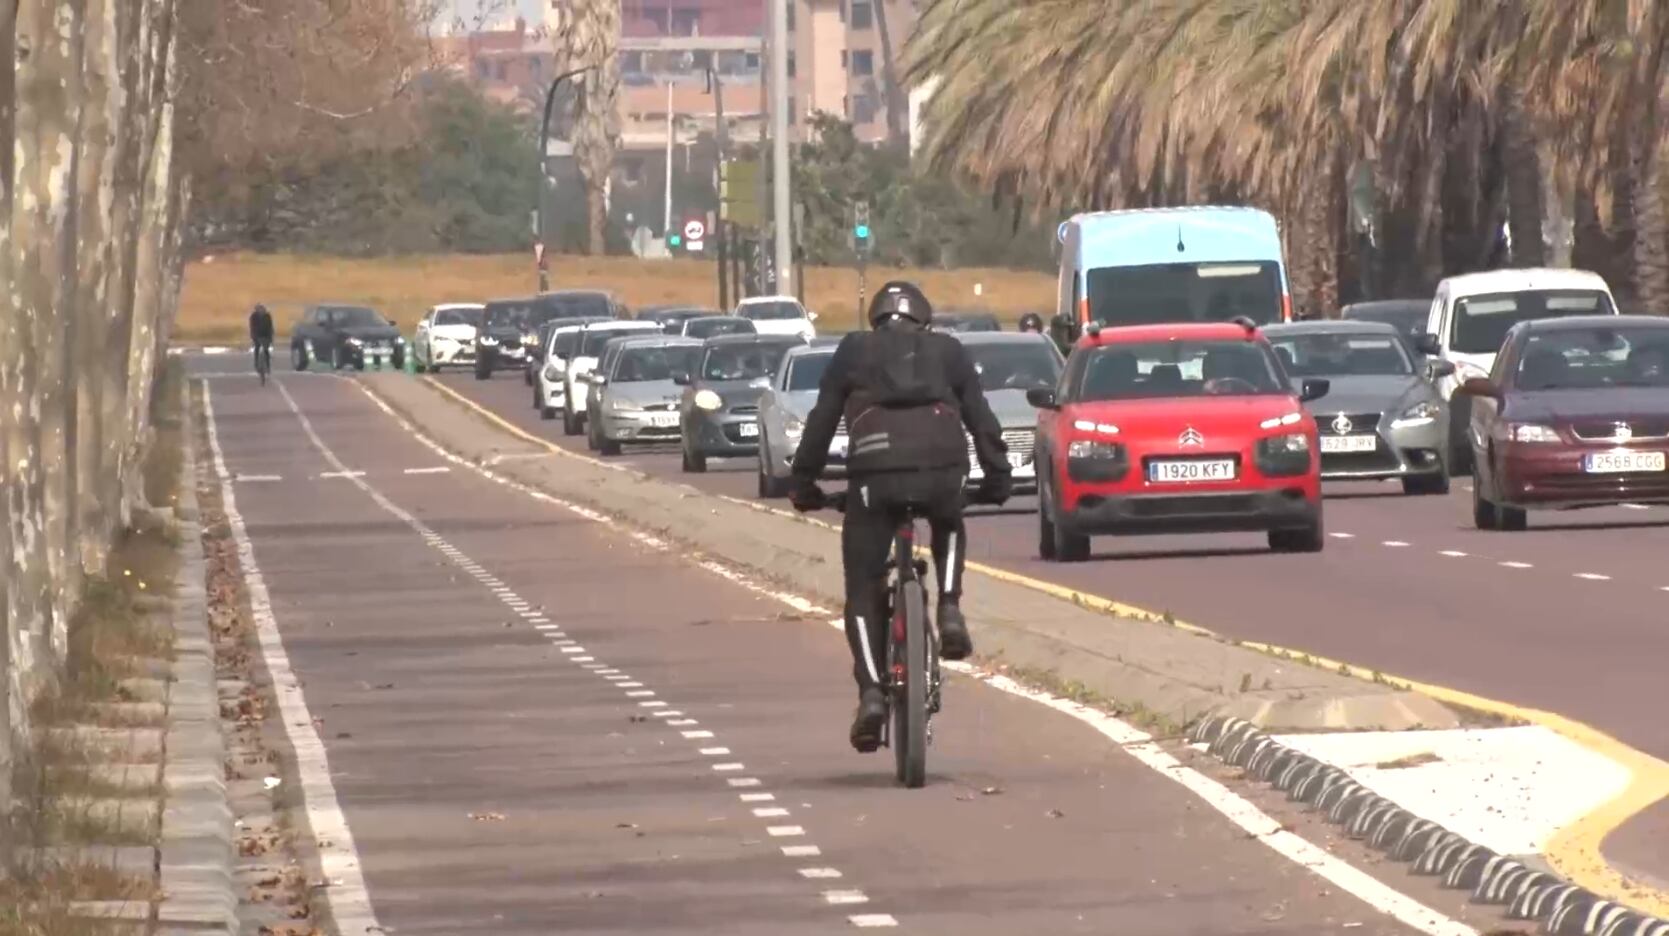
1018, 312, 1045, 334
248, 303, 275, 374
789, 281, 1012, 752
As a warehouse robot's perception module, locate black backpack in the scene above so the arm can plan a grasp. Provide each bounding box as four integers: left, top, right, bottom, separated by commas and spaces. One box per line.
844, 329, 967, 474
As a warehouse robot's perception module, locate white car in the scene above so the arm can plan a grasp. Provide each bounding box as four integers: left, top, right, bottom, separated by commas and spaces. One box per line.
1421, 268, 1618, 466
412, 303, 484, 372
534, 322, 597, 420
735, 295, 817, 340
560, 320, 664, 435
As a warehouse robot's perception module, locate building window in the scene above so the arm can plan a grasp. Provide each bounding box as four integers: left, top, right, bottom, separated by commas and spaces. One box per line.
787, 52, 796, 78
746, 51, 761, 70
850, 50, 874, 76
838, 0, 846, 23
786, 2, 795, 31
475, 58, 490, 80
851, 1, 873, 29
842, 94, 849, 117
672, 9, 699, 37
852, 93, 879, 125
840, 50, 848, 70
788, 96, 796, 125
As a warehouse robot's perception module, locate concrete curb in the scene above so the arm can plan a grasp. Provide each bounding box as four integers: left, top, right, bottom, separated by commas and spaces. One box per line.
1191, 717, 1669, 936
360, 372, 1457, 733
155, 380, 239, 936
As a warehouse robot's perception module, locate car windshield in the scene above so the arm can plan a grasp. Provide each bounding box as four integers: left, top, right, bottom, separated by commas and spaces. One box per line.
539, 294, 612, 321
551, 330, 582, 358
688, 318, 755, 338
739, 301, 805, 321
1515, 327, 1669, 391
786, 353, 833, 391
614, 346, 700, 383
1076, 340, 1286, 401
1267, 332, 1414, 377
1086, 262, 1283, 327
967, 342, 1063, 391
580, 326, 650, 356
1343, 307, 1425, 339
330, 307, 385, 327
434, 308, 483, 327
701, 342, 792, 381
485, 304, 531, 328
1451, 290, 1614, 354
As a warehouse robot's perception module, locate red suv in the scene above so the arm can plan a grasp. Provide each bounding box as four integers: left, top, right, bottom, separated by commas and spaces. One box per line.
1028, 321, 1331, 561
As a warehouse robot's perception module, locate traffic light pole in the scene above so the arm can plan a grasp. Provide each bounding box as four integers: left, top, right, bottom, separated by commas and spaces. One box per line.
769, 0, 793, 295
536, 64, 598, 292
707, 67, 729, 309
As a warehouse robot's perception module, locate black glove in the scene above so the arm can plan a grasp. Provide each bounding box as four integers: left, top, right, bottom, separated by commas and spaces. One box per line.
789, 477, 827, 513
975, 470, 1013, 506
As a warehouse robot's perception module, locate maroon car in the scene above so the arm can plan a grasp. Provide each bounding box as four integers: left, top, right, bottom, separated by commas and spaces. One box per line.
1457, 315, 1669, 530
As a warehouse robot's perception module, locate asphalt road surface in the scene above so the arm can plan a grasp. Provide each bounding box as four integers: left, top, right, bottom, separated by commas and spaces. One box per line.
199, 367, 1468, 935
430, 368, 1669, 767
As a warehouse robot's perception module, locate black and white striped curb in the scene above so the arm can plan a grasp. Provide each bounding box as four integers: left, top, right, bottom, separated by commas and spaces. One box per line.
1191, 716, 1669, 936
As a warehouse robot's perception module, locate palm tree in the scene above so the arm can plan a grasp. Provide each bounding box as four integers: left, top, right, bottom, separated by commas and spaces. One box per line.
560, 0, 620, 255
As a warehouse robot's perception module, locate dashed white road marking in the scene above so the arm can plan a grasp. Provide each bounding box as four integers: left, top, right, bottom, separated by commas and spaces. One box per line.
782, 844, 820, 857
666, 718, 698, 725
823, 890, 870, 905
767, 825, 806, 837
639, 701, 667, 709
1382, 540, 1410, 548
800, 868, 843, 879
650, 710, 683, 718
681, 729, 715, 738
1329, 532, 1355, 539
1575, 572, 1612, 581
754, 807, 791, 818
713, 763, 746, 772
625, 690, 656, 697
739, 793, 774, 802
700, 747, 732, 756
1500, 561, 1533, 569
615, 680, 643, 686
234, 473, 283, 482
403, 466, 452, 475
728, 777, 762, 788
1439, 550, 1467, 558
848, 914, 899, 928
319, 470, 367, 479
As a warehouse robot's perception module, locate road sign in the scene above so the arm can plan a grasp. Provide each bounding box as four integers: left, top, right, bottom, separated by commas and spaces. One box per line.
684, 217, 706, 253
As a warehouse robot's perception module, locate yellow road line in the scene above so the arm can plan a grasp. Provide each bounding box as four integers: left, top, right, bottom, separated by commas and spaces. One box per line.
410, 373, 1669, 914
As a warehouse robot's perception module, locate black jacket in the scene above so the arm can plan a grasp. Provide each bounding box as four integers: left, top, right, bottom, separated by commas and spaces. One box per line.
792, 325, 1009, 481
249, 309, 275, 343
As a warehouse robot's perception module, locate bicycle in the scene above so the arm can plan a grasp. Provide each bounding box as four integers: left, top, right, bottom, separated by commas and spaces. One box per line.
819, 489, 942, 789
253, 341, 272, 386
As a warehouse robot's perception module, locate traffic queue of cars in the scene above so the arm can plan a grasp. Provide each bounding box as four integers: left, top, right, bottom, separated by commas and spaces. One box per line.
351, 206, 1669, 560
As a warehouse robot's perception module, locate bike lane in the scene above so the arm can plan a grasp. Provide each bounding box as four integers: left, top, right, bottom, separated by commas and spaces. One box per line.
203, 371, 1469, 935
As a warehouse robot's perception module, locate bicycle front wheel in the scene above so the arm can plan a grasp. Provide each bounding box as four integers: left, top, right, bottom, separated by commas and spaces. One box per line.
893, 579, 929, 788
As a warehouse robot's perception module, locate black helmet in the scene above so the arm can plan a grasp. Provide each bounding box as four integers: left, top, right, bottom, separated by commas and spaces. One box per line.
1018, 312, 1044, 333
868, 281, 932, 328
253, 303, 268, 315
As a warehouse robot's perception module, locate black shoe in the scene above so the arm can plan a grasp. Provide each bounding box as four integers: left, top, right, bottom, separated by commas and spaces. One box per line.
849, 687, 887, 753
938, 599, 972, 661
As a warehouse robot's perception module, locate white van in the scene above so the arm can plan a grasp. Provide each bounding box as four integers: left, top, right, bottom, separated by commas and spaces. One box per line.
1422, 268, 1618, 465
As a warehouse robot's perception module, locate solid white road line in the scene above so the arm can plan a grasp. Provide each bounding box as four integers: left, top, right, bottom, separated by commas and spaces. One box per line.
203, 383, 383, 933
234, 473, 283, 483
319, 470, 367, 479
403, 466, 452, 475
1575, 572, 1612, 581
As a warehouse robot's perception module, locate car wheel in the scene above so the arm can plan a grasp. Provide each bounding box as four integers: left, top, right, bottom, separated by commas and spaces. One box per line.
474, 361, 491, 380
1040, 478, 1089, 562
1268, 522, 1325, 553
563, 402, 582, 437
291, 343, 309, 372
598, 431, 622, 456
1402, 472, 1450, 496
392, 348, 405, 371
331, 344, 346, 370
1471, 468, 1500, 530
586, 414, 602, 451
1499, 504, 1528, 532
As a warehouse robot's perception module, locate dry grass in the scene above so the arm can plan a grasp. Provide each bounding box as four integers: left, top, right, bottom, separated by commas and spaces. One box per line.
177, 251, 1059, 342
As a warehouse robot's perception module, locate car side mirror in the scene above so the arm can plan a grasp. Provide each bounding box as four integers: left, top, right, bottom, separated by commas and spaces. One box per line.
1428, 360, 1456, 378
808, 311, 819, 321
1299, 378, 1331, 403
1455, 376, 1499, 398
386, 317, 397, 326
672, 371, 691, 385
1414, 333, 1441, 356
1025, 387, 1059, 410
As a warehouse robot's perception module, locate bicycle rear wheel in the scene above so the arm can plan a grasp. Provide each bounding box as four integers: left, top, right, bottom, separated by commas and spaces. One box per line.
892, 578, 929, 788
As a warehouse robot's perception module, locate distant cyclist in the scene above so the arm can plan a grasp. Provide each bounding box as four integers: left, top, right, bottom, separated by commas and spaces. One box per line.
1018, 312, 1045, 333
790, 281, 1011, 752
248, 304, 275, 377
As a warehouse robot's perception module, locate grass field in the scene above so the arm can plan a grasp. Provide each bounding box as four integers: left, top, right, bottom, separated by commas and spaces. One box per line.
177, 252, 1059, 343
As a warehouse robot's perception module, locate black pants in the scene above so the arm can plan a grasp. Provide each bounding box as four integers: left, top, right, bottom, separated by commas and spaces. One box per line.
252, 339, 272, 370
841, 469, 966, 693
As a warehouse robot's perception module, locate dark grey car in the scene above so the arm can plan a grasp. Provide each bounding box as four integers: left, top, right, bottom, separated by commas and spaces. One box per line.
676, 334, 806, 472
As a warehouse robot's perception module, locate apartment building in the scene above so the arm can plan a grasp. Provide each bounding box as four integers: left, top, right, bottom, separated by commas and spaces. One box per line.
788, 0, 916, 143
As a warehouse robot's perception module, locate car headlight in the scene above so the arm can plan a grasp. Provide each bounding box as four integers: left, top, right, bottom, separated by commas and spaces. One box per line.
694, 390, 724, 412
785, 415, 805, 438
1391, 401, 1442, 429
1066, 438, 1127, 482
543, 364, 562, 381
611, 398, 643, 413
1262, 432, 1310, 454
345, 336, 364, 347
523, 334, 539, 346
1258, 412, 1303, 430
1508, 422, 1560, 443
394, 336, 406, 346
1255, 432, 1311, 476
480, 335, 499, 346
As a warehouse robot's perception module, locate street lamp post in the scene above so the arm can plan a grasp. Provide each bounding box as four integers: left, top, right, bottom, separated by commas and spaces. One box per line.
537, 64, 598, 292
706, 66, 729, 309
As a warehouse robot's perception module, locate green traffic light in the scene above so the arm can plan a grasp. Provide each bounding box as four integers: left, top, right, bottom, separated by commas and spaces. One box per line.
855, 224, 870, 239
669, 234, 682, 247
